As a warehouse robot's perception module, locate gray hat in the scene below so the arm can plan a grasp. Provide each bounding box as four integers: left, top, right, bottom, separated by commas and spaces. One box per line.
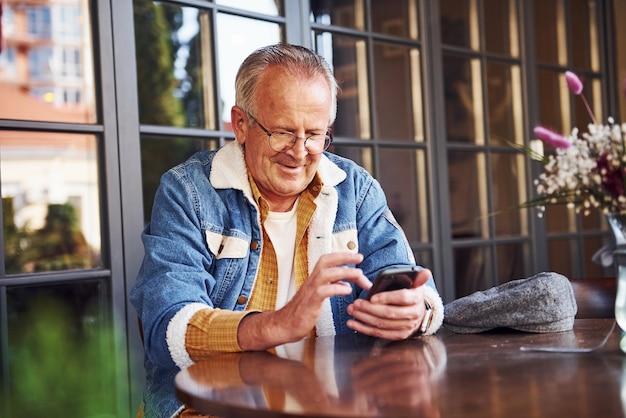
443, 272, 577, 334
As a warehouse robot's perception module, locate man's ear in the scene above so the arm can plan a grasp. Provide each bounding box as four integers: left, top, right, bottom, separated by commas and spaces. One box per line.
231, 106, 248, 145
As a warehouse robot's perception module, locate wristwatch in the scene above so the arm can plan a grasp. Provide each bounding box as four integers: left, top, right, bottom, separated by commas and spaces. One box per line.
417, 299, 433, 335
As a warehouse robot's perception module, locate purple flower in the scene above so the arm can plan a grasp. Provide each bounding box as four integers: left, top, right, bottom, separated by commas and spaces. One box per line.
533, 126, 571, 149
565, 71, 583, 95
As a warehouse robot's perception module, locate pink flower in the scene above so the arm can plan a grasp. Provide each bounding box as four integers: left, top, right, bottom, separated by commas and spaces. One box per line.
565, 71, 583, 95
533, 126, 571, 149
565, 71, 596, 124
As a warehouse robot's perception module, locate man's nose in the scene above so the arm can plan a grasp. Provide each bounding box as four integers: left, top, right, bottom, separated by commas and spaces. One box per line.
286, 135, 309, 157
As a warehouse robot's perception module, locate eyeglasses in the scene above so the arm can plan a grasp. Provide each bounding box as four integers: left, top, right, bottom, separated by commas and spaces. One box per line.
247, 113, 332, 155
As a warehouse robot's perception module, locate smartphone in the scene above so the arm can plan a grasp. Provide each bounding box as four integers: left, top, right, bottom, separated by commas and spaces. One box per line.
366, 267, 419, 300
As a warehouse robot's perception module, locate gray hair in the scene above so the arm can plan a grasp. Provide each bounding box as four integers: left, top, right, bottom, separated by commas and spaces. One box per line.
234, 43, 338, 125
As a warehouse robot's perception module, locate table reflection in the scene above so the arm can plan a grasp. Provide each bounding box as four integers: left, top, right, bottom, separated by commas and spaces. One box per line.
176, 320, 626, 418
177, 334, 446, 418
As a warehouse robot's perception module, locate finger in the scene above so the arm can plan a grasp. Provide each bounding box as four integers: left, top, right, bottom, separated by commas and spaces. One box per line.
315, 252, 364, 270
412, 268, 431, 289
353, 308, 420, 330
367, 286, 424, 306
310, 253, 372, 289
347, 318, 415, 340
348, 303, 420, 330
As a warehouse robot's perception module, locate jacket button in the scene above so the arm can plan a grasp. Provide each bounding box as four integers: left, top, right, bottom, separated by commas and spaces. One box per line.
347, 241, 356, 250
237, 295, 247, 305
250, 241, 259, 251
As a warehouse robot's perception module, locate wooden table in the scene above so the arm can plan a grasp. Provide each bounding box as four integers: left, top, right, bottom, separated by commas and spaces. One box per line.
175, 319, 625, 417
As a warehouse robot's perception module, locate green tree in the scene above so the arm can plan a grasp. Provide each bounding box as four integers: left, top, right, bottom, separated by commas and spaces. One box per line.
133, 0, 185, 126
2, 197, 30, 274
134, 1, 207, 222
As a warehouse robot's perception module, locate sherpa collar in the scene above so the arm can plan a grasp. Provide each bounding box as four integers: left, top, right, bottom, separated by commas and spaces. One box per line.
209, 141, 347, 202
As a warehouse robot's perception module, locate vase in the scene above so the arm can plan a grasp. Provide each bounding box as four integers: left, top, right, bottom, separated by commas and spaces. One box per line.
608, 214, 626, 353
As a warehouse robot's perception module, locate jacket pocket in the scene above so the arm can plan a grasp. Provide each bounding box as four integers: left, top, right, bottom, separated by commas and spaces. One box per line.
205, 230, 249, 259
332, 229, 359, 253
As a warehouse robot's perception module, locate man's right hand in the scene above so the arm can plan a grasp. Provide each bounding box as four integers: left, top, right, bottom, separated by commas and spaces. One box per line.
237, 252, 370, 351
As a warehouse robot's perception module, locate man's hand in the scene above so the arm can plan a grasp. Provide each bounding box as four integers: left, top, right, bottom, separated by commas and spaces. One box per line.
237, 252, 371, 351
346, 268, 432, 340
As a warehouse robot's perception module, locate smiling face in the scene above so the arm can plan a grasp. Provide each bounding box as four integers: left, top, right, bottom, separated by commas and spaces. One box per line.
232, 66, 332, 212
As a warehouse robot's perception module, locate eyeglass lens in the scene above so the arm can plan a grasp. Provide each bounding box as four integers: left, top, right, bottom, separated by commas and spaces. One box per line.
268, 132, 330, 154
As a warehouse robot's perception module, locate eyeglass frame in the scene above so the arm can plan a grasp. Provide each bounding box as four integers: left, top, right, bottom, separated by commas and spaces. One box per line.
246, 113, 333, 155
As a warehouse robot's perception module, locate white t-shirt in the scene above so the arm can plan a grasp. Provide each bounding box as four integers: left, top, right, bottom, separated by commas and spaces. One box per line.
263, 199, 299, 309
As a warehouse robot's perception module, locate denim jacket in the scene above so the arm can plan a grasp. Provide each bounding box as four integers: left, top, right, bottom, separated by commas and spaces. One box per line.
130, 141, 442, 417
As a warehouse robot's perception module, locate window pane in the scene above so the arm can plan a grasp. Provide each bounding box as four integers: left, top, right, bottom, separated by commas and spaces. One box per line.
372, 42, 423, 142
134, 3, 215, 129
414, 250, 433, 273
544, 206, 577, 234
215, 0, 282, 16
141, 136, 219, 224
440, 0, 474, 49
378, 148, 430, 243
371, 0, 419, 40
583, 236, 611, 278
217, 14, 282, 126
491, 152, 528, 237
486, 62, 521, 145
548, 238, 576, 277
454, 245, 493, 297
449, 151, 487, 239
0, 1, 97, 123
6, 281, 116, 416
617, 1, 626, 125
496, 242, 530, 284
570, 0, 598, 71
443, 55, 482, 144
329, 145, 373, 175
537, 68, 565, 133
315, 33, 370, 140
534, 0, 560, 65
1, 131, 102, 274
581, 209, 604, 231
310, 1, 365, 30
483, 0, 518, 56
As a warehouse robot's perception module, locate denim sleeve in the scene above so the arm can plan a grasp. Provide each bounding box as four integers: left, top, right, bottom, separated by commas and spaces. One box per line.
350, 171, 438, 293
130, 167, 217, 368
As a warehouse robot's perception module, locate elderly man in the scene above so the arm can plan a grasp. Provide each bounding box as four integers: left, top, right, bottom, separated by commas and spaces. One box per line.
131, 43, 443, 418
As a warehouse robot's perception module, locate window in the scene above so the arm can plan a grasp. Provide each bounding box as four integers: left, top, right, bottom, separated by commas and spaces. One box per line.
0, 1, 114, 416
132, 0, 620, 299
534, 0, 608, 279
439, 0, 532, 296
27, 7, 52, 38
310, 0, 433, 269
1, 131, 102, 274
0, 2, 96, 123
132, 0, 282, 221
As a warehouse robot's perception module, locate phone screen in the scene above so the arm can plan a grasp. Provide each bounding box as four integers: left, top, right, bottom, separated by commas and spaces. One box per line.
366, 268, 418, 300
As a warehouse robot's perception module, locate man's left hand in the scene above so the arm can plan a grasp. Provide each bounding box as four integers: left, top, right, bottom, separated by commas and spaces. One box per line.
346, 268, 432, 340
